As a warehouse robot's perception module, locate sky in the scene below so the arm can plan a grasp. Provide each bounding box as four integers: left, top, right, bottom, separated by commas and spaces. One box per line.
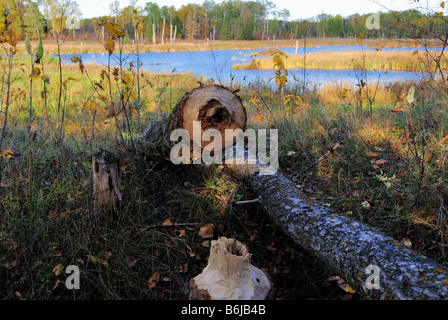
74, 0, 445, 20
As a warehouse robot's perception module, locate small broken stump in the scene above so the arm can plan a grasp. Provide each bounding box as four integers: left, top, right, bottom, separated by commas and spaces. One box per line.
190, 237, 271, 300
92, 147, 122, 215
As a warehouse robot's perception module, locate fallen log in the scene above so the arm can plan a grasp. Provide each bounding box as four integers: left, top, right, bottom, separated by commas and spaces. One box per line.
138, 84, 247, 162
227, 145, 448, 300
138, 85, 448, 300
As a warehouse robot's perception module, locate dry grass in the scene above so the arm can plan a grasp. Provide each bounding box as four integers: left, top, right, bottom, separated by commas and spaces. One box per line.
15, 37, 422, 56
234, 49, 447, 72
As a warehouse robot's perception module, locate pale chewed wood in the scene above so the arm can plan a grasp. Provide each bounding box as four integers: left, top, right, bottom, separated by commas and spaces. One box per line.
190, 237, 271, 300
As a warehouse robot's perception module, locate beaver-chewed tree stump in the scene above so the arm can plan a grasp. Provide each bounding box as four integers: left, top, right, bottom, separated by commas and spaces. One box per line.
189, 237, 271, 300
92, 147, 122, 215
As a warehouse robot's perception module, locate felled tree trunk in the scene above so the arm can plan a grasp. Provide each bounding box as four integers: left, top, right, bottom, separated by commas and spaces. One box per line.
227, 145, 448, 300
92, 147, 122, 215
139, 85, 448, 300
190, 237, 271, 300
138, 84, 247, 161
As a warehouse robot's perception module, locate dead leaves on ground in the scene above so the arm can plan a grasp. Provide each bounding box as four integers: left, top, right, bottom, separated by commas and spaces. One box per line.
198, 224, 214, 239
148, 270, 160, 289
327, 276, 356, 297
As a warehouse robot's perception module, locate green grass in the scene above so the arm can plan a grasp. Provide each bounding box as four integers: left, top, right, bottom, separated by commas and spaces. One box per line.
0, 43, 447, 300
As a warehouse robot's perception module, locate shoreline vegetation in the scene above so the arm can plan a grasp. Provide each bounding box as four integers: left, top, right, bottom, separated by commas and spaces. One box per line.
15, 37, 423, 56
233, 47, 448, 73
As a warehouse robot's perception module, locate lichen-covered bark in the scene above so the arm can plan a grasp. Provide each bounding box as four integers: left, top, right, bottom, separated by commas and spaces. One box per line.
227, 146, 448, 300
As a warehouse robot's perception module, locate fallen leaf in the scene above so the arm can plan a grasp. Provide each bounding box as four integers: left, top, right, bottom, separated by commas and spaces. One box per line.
366, 152, 378, 157
52, 264, 64, 276
148, 270, 160, 288
266, 243, 277, 253
391, 107, 405, 113
87, 255, 109, 268
337, 278, 356, 294
375, 159, 386, 165
401, 238, 412, 248
162, 218, 173, 226
198, 224, 214, 239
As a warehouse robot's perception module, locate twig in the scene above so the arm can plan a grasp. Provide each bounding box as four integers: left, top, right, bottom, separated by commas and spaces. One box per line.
141, 222, 202, 229
235, 198, 260, 205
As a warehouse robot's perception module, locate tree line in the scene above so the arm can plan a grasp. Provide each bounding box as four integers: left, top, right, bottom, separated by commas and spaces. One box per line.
0, 0, 447, 42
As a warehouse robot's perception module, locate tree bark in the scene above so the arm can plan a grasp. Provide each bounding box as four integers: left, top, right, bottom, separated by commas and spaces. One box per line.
92, 147, 122, 215
227, 145, 448, 300
138, 84, 247, 162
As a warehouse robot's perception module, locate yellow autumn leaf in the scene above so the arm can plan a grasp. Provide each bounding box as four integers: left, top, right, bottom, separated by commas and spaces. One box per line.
98, 19, 107, 27
71, 56, 81, 63
86, 99, 96, 110
0, 150, 15, 159
87, 255, 109, 268
105, 40, 115, 53
256, 114, 262, 123
442, 1, 446, 9
122, 73, 132, 84
32, 67, 41, 78
341, 88, 348, 98
106, 23, 115, 37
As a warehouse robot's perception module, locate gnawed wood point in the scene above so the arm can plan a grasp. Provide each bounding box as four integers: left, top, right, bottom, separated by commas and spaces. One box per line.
190, 237, 271, 300
92, 147, 122, 215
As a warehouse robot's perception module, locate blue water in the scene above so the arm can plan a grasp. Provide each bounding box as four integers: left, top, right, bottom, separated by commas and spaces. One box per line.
58, 45, 431, 88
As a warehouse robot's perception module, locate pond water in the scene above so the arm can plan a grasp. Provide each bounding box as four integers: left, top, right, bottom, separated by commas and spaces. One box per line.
58, 45, 432, 89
